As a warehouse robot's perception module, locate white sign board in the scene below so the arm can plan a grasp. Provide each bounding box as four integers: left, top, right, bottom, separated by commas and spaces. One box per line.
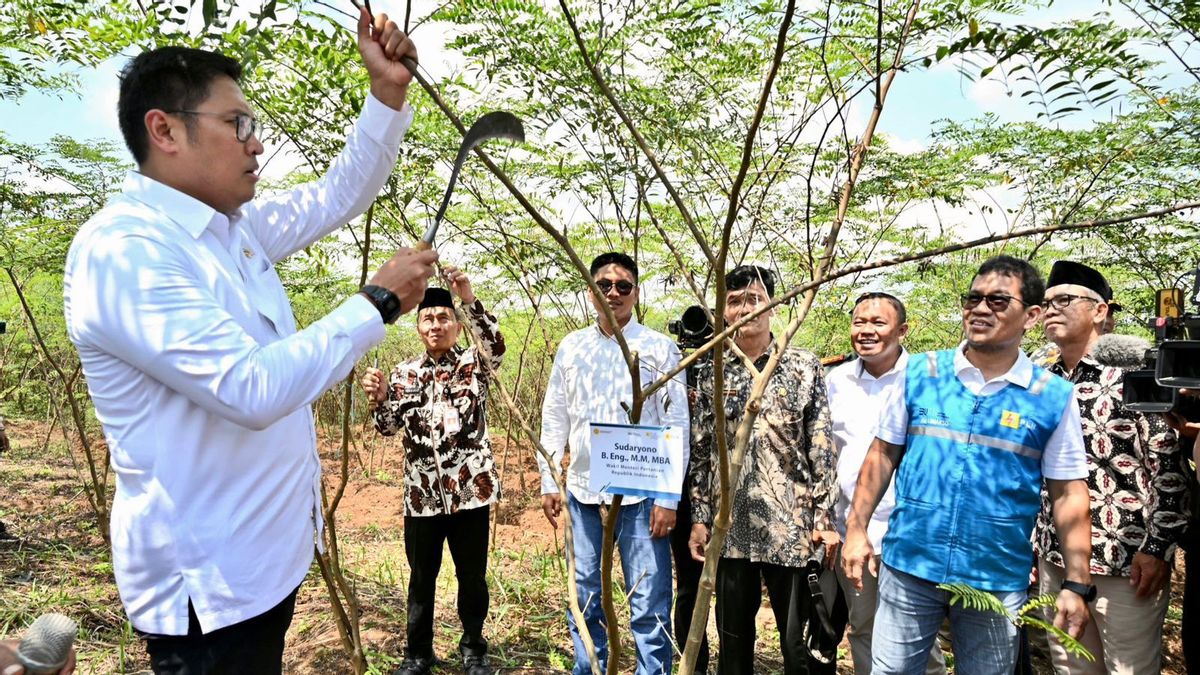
588, 422, 684, 501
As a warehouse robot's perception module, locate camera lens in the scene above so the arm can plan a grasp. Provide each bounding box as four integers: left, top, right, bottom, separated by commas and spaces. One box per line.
1156, 340, 1200, 388
1123, 370, 1176, 413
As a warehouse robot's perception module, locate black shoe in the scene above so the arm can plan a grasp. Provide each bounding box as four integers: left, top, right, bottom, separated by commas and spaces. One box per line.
393, 656, 434, 675
463, 653, 493, 675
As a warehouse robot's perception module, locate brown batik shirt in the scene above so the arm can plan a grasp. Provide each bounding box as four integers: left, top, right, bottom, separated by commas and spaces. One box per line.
689, 343, 837, 567
1034, 350, 1189, 576
373, 300, 504, 517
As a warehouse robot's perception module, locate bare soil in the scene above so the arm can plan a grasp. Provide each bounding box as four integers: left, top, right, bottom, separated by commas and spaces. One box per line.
0, 419, 1190, 673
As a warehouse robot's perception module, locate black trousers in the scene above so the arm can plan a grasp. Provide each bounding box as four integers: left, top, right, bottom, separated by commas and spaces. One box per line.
1185, 527, 1200, 672
404, 504, 490, 659
715, 557, 821, 675
141, 586, 298, 675
670, 494, 710, 672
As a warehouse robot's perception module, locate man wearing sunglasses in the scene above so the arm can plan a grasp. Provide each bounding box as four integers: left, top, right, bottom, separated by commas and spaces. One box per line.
62, 9, 436, 673
1032, 261, 1186, 674
538, 252, 690, 675
842, 255, 1093, 674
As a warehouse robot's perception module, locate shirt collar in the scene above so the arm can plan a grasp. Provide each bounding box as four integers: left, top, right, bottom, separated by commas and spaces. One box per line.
953, 341, 1034, 388
1077, 347, 1102, 370
1048, 346, 1102, 379
593, 314, 642, 339
421, 345, 464, 367
722, 335, 776, 368
854, 348, 909, 381
122, 170, 235, 243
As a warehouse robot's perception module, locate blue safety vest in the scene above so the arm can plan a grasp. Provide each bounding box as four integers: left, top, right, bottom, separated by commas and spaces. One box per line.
881, 349, 1073, 591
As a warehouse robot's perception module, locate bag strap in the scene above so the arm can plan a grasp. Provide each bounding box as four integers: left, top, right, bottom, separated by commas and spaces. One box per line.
803, 560, 838, 662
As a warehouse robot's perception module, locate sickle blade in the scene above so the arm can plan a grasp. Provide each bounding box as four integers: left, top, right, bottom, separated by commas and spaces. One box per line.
424, 111, 526, 245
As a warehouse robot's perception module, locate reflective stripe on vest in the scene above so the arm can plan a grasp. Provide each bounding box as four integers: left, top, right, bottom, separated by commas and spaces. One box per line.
907, 424, 1044, 460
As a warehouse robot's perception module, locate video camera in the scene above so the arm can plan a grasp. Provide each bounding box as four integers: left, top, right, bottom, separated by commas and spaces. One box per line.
1122, 268, 1200, 419
668, 305, 714, 351
668, 305, 715, 391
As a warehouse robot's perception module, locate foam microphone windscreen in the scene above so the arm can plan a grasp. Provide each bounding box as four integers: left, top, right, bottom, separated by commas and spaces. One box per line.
15, 613, 76, 675
1092, 333, 1151, 369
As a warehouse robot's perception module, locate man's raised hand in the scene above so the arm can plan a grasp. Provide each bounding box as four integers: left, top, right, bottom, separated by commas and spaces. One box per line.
355, 6, 417, 110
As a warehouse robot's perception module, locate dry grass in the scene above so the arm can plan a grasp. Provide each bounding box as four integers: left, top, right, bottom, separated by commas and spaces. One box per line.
0, 418, 1190, 674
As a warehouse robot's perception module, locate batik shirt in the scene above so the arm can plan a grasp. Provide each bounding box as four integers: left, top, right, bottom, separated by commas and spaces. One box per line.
373, 300, 504, 517
1034, 351, 1189, 576
689, 343, 837, 567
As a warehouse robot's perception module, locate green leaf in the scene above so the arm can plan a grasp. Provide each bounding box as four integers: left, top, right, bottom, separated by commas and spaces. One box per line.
937, 583, 1013, 617
1020, 615, 1096, 661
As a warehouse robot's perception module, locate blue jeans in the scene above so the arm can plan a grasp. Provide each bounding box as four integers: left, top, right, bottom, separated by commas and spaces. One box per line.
566, 495, 673, 675
872, 564, 1023, 675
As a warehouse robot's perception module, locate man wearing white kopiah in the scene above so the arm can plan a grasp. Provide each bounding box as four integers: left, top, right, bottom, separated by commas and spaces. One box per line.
826, 292, 945, 674
537, 252, 689, 675
61, 9, 436, 673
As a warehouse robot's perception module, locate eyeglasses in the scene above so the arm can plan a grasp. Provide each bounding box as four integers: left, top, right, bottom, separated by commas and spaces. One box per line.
595, 279, 636, 296
165, 110, 262, 143
960, 292, 1027, 311
1040, 293, 1100, 310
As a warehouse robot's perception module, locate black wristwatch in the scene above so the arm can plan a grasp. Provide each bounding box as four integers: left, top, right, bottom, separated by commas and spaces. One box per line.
1060, 579, 1098, 602
360, 285, 402, 324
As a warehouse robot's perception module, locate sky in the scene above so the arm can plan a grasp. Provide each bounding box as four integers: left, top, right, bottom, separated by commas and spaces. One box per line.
0, 0, 1131, 170
1, 0, 1183, 284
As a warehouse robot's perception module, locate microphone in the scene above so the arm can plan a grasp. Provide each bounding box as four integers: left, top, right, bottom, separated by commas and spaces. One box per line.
15, 613, 76, 675
1092, 333, 1151, 369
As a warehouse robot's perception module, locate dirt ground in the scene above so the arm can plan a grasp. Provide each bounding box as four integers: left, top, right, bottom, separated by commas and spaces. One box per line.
0, 419, 1191, 673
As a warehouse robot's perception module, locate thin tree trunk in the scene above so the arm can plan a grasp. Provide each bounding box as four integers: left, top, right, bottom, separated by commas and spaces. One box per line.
313, 203, 377, 674
6, 267, 109, 540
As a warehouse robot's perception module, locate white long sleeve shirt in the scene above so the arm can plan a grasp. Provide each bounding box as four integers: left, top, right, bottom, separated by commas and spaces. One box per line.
63, 95, 412, 636
537, 319, 690, 509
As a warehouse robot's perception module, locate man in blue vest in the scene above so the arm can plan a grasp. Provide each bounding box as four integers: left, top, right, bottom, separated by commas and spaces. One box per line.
841, 255, 1094, 674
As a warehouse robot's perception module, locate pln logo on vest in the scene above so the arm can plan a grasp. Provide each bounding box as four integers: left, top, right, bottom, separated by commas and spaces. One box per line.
999, 410, 1021, 429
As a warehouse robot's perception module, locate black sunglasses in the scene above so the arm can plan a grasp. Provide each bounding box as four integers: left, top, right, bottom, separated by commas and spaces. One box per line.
595, 279, 636, 296
960, 292, 1027, 311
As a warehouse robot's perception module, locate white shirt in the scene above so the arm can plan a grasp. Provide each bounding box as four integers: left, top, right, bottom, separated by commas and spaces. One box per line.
63, 95, 412, 635
827, 350, 908, 551
875, 343, 1087, 480
538, 319, 690, 509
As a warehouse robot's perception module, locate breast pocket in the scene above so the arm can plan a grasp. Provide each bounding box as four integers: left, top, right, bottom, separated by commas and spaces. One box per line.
390, 380, 428, 425
723, 389, 749, 420
449, 374, 481, 420
761, 386, 803, 424
239, 243, 294, 334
